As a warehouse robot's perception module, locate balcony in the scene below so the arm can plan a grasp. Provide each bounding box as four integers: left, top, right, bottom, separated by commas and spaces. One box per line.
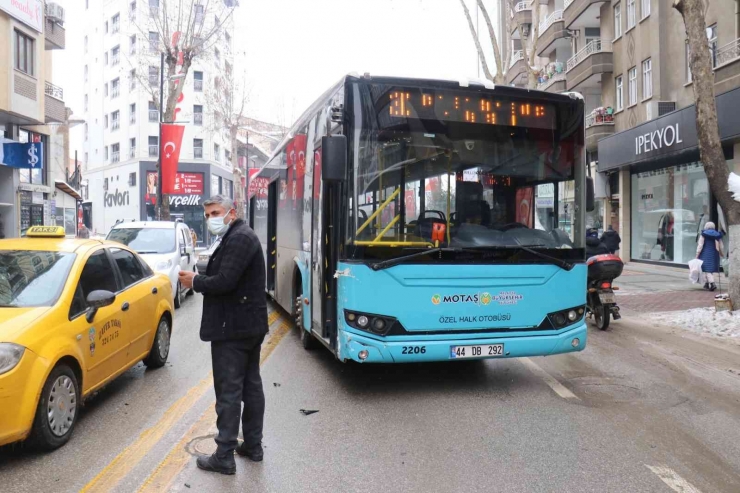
506, 50, 531, 86
112, 151, 120, 163
537, 10, 568, 56
130, 147, 137, 159
536, 73, 567, 93
564, 0, 609, 30
715, 38, 740, 95
149, 145, 159, 157
511, 1, 532, 33
585, 108, 615, 151
194, 147, 204, 159
566, 39, 613, 90
111, 87, 120, 99
112, 120, 120, 131
149, 110, 159, 122
44, 82, 65, 124
44, 17, 66, 50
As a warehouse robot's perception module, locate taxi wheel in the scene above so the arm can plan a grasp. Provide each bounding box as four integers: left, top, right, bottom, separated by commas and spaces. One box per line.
174, 282, 182, 309
144, 317, 171, 368
28, 364, 79, 450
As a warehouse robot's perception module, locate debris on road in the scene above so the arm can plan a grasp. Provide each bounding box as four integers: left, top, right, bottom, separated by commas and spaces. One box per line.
300, 409, 319, 416
273, 383, 281, 387
646, 307, 740, 341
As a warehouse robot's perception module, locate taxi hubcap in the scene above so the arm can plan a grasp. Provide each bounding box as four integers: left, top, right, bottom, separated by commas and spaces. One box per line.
47, 376, 76, 437
157, 320, 171, 360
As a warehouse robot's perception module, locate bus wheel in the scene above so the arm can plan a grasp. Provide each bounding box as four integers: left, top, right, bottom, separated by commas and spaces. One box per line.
295, 285, 316, 350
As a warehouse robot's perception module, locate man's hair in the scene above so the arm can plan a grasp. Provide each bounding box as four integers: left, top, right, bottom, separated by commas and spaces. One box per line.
203, 195, 235, 211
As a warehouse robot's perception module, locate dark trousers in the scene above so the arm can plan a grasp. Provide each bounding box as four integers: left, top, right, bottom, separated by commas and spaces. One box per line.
211, 335, 266, 457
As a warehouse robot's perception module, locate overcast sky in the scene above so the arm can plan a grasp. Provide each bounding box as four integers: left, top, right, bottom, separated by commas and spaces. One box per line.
54, 0, 501, 131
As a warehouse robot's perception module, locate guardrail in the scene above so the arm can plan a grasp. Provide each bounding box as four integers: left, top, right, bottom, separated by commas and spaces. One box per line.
537, 73, 566, 91
585, 110, 615, 128
564, 0, 575, 10
716, 38, 740, 68
539, 10, 563, 33
510, 50, 525, 68
45, 81, 63, 100
567, 39, 610, 72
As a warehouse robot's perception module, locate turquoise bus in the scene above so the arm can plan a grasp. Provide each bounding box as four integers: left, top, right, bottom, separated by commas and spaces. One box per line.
251, 74, 592, 363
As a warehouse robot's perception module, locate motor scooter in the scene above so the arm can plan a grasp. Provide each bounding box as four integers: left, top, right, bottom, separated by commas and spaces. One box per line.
586, 254, 623, 330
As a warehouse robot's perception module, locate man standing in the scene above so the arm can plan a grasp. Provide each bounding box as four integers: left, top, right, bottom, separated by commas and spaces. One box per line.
600, 225, 621, 254
178, 195, 268, 475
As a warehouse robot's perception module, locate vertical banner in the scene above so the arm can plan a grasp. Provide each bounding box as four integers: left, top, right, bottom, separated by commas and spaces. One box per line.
405, 190, 416, 218
160, 124, 185, 194
293, 134, 307, 208
313, 148, 322, 200
516, 187, 534, 228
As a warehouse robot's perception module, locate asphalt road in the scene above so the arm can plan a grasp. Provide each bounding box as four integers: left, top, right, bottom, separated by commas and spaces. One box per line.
2, 295, 740, 493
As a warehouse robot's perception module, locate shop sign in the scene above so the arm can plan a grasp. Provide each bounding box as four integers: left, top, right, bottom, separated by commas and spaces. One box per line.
635, 124, 683, 156
169, 195, 201, 207
104, 189, 130, 207
0, 0, 43, 33
32, 192, 43, 204
18, 183, 51, 193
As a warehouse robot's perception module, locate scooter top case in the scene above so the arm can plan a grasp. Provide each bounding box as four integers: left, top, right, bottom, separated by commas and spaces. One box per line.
587, 254, 624, 281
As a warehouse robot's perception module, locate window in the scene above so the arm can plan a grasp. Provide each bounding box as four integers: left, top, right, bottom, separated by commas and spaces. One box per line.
130, 137, 137, 158
194, 139, 203, 158
130, 103, 136, 123
112, 110, 120, 131
149, 101, 158, 122
195, 4, 204, 24
614, 3, 622, 39
225, 61, 232, 77
194, 105, 203, 125
104, 52, 109, 65
149, 66, 158, 85
686, 42, 693, 83
112, 13, 120, 34
112, 143, 120, 163
627, 0, 635, 29
104, 82, 108, 97
149, 31, 158, 53
211, 174, 221, 196
225, 150, 232, 165
130, 69, 137, 91
130, 35, 137, 55
642, 58, 652, 100
129, 172, 137, 186
215, 48, 220, 62
84, 94, 89, 112
84, 123, 89, 141
105, 145, 109, 160
70, 250, 118, 319
84, 36, 88, 53
130, 1, 136, 20
105, 21, 108, 34
85, 152, 89, 164
628, 67, 637, 106
84, 65, 88, 82
225, 31, 231, 48
641, 0, 650, 18
110, 248, 146, 288
707, 24, 718, 68
214, 143, 221, 162
616, 75, 624, 111
112, 78, 120, 98
112, 45, 120, 66
14, 30, 35, 76
194, 71, 203, 91
149, 136, 159, 157
104, 114, 109, 128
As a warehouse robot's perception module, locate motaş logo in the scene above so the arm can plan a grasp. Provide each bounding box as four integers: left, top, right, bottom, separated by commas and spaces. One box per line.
431, 291, 522, 306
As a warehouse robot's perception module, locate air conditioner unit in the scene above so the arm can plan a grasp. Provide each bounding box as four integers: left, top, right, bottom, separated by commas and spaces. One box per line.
646, 101, 676, 121
46, 3, 65, 25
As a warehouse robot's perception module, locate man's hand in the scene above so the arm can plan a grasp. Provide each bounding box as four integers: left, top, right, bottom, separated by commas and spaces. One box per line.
179, 270, 196, 289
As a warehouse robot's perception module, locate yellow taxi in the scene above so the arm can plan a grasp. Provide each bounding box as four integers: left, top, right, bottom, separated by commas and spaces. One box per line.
0, 226, 174, 450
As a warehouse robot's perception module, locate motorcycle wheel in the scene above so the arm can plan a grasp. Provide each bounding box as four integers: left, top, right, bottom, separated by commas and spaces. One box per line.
594, 304, 610, 330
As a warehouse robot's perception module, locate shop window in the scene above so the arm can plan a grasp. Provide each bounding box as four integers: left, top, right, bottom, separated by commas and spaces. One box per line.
15, 30, 35, 76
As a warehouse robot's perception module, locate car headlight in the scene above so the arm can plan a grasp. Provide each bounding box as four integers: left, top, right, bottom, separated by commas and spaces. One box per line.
0, 343, 25, 375
155, 259, 173, 271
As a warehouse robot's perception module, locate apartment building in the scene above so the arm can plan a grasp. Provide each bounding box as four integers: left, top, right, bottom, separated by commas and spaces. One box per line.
80, 0, 236, 240
504, 0, 740, 268
0, 0, 71, 239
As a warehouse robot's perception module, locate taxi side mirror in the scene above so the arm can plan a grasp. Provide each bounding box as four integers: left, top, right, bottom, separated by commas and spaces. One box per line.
86, 290, 116, 323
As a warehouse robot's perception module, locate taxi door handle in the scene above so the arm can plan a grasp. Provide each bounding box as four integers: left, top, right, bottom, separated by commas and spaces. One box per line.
121, 302, 130, 311
151, 287, 158, 294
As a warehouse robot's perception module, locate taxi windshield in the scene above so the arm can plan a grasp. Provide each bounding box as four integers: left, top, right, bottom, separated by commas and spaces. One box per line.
0, 251, 76, 307
107, 228, 176, 254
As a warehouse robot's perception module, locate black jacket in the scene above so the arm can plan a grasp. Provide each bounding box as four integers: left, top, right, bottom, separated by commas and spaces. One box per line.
600, 230, 621, 253
193, 218, 268, 341
585, 236, 610, 257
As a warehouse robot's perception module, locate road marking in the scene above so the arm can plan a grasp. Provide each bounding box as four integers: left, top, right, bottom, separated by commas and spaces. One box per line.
646, 465, 703, 493
81, 308, 286, 493
137, 320, 293, 493
519, 357, 580, 400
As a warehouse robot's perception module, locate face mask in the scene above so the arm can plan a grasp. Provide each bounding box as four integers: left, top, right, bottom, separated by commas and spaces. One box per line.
207, 210, 234, 236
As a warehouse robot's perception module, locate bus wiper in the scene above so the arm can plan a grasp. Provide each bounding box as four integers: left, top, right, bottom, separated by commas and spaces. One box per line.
507, 245, 574, 271
370, 248, 455, 271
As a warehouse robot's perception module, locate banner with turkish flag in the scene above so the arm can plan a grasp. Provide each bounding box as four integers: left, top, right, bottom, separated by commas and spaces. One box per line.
160, 124, 185, 194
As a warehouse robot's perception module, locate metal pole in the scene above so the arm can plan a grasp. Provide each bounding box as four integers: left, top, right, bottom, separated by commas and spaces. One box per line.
156, 52, 164, 220
245, 130, 250, 220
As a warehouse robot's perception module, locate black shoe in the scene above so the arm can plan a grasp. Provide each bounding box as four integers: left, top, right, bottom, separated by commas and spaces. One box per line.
710, 283, 717, 292
703, 282, 710, 290
236, 442, 264, 462
196, 453, 236, 475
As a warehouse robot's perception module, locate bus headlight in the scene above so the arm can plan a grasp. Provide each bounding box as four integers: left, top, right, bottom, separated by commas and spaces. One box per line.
567, 310, 578, 321
547, 306, 585, 329
357, 316, 369, 328
344, 310, 398, 336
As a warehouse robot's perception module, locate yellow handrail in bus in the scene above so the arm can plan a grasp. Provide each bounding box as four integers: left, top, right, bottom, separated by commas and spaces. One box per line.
372, 214, 400, 243
356, 187, 401, 236
355, 241, 434, 247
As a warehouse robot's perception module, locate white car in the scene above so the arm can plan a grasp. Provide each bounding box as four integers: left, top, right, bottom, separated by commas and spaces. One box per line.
106, 220, 197, 308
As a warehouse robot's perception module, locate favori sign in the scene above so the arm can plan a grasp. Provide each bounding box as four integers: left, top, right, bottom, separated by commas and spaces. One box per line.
1, 0, 44, 33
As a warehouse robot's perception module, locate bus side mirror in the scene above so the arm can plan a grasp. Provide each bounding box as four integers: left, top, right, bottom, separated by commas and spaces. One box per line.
586, 177, 595, 212
322, 135, 347, 182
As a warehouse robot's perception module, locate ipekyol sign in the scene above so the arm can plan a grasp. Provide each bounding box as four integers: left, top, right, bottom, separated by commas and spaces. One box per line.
635, 123, 683, 156
0, 0, 44, 33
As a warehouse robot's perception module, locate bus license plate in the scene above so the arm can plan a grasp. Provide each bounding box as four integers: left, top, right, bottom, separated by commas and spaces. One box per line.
450, 344, 504, 359
599, 293, 616, 304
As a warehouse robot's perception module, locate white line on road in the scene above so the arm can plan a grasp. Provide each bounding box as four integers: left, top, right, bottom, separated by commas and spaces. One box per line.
519, 357, 580, 400
645, 465, 703, 493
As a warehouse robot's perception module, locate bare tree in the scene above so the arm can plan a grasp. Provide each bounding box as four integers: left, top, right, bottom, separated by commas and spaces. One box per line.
508, 0, 541, 89
674, 0, 740, 306
129, 0, 238, 219
204, 65, 251, 219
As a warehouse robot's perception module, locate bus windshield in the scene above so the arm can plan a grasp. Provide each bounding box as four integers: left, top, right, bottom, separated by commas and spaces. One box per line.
347, 82, 585, 259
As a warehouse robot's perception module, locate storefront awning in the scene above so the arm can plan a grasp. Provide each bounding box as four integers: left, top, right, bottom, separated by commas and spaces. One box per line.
55, 180, 82, 200
597, 85, 740, 173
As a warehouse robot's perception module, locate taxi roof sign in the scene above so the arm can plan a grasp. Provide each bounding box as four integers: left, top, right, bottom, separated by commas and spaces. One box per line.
26, 226, 67, 238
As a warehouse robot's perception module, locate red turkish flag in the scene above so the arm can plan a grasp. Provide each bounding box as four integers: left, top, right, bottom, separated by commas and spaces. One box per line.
160, 124, 185, 194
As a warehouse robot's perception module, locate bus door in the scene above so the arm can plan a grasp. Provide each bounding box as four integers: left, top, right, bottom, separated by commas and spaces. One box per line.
267, 180, 278, 293
321, 177, 341, 349
311, 147, 323, 338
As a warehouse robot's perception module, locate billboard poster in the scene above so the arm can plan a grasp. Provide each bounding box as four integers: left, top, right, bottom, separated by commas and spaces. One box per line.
516, 187, 534, 228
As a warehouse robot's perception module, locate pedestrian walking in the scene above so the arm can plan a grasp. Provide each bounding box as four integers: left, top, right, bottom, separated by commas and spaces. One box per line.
696, 221, 724, 291
178, 195, 268, 475
77, 224, 90, 239
600, 225, 621, 254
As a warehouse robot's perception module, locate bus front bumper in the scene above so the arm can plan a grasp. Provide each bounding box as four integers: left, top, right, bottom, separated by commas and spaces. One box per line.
339, 323, 587, 363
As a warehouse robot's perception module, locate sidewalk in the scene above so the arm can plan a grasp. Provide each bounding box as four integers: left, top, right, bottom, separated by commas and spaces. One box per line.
613, 262, 719, 314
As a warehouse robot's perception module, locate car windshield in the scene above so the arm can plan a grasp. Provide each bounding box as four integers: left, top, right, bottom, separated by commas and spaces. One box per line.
0, 251, 76, 307
107, 228, 176, 254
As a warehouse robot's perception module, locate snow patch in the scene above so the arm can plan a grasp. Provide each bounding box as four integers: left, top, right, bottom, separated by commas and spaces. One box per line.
645, 307, 740, 341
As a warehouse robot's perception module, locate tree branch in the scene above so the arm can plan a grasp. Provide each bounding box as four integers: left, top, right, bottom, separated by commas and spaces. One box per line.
477, 0, 505, 83
459, 0, 494, 82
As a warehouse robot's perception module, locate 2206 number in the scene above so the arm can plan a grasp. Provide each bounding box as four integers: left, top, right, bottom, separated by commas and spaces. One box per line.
401, 346, 426, 355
